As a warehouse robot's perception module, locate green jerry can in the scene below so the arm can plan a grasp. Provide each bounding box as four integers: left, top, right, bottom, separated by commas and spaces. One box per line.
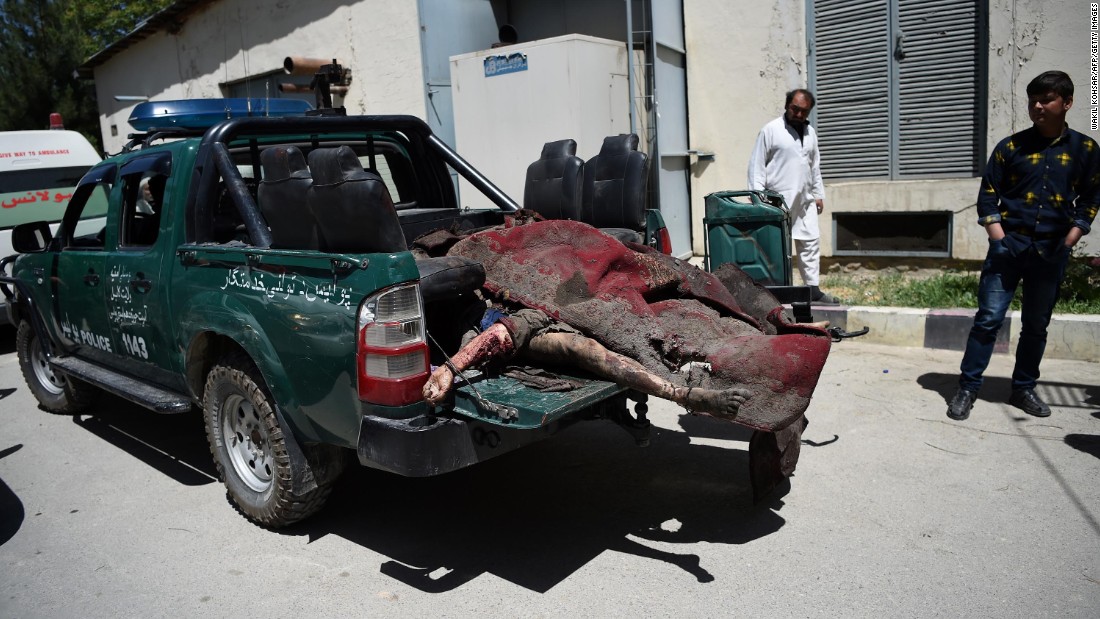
703, 190, 792, 286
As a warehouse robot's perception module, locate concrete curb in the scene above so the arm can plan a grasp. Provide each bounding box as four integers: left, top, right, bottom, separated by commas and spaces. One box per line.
806, 305, 1100, 363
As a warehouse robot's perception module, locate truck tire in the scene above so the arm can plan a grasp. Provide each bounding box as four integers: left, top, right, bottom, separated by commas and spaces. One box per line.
203, 353, 343, 528
16, 320, 98, 414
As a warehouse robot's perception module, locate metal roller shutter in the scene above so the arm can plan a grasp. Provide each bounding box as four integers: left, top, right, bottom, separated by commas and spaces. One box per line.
897, 0, 981, 177
810, 0, 982, 180
813, 0, 892, 180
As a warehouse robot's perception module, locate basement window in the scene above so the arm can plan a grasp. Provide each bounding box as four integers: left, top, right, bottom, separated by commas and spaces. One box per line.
832, 211, 952, 257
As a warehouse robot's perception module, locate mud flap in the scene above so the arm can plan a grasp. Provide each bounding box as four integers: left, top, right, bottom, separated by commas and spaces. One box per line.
749, 415, 808, 502
272, 404, 320, 495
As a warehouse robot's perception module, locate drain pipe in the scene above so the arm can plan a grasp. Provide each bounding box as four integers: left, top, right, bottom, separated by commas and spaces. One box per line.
626, 0, 636, 136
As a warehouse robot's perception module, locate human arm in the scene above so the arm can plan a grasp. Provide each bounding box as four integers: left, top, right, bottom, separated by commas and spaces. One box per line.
976, 142, 1007, 228
810, 128, 826, 208
747, 128, 769, 191
979, 145, 1007, 240
423, 322, 515, 404
423, 307, 555, 404
1068, 136, 1100, 246
1065, 226, 1084, 247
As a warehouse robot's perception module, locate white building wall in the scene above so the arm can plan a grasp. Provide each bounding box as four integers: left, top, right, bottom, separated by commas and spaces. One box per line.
682, 0, 807, 257
987, 0, 1095, 144
91, 0, 1100, 259
684, 0, 1099, 260
93, 0, 425, 154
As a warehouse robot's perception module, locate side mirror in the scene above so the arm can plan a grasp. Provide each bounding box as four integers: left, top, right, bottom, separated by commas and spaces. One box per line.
12, 221, 53, 253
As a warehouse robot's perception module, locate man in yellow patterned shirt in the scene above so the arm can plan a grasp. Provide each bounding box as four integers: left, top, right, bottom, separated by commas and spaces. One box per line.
948, 70, 1100, 421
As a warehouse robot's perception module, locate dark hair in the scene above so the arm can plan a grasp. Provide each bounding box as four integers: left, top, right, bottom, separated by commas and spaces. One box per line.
1026, 71, 1074, 100
785, 88, 816, 109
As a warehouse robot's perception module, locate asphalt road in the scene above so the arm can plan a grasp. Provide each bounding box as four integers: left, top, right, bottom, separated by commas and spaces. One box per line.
0, 328, 1098, 617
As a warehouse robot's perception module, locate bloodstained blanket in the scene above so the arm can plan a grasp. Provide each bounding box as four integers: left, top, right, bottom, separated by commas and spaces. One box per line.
447, 220, 832, 432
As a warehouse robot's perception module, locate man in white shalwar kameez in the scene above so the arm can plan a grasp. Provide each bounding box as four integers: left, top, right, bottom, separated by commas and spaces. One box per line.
747, 89, 838, 304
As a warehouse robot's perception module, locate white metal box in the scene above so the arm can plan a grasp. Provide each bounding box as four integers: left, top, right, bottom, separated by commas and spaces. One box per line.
450, 34, 630, 210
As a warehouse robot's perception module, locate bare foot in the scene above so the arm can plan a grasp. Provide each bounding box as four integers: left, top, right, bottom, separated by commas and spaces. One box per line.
423, 365, 454, 404
673, 386, 752, 416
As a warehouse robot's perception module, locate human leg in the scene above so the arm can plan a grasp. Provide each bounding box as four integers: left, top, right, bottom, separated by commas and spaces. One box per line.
1010, 249, 1067, 390
947, 388, 979, 420
793, 237, 820, 286
794, 237, 838, 304
958, 240, 1022, 392
1006, 247, 1069, 415
525, 332, 752, 417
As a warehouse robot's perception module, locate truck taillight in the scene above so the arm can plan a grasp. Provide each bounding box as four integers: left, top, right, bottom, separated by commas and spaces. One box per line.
657, 226, 673, 255
357, 283, 429, 406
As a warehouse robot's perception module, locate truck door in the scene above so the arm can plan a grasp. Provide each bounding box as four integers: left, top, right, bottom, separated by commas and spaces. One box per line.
104, 152, 179, 388
48, 164, 117, 366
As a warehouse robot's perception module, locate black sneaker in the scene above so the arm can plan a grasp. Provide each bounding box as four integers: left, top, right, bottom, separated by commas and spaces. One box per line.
1009, 388, 1051, 417
947, 389, 978, 420
811, 292, 841, 305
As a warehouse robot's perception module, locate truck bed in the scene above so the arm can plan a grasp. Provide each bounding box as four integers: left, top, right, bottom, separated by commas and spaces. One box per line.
452, 368, 625, 429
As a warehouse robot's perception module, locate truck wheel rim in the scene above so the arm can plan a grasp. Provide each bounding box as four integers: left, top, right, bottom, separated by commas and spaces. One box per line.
221, 394, 273, 493
30, 337, 65, 396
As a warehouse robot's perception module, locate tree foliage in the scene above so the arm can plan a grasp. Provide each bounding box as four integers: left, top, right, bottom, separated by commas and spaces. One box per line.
67, 1, 170, 58
0, 0, 169, 149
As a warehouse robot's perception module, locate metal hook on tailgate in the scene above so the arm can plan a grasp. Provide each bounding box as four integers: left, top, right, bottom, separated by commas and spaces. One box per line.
827, 326, 869, 342
425, 331, 519, 421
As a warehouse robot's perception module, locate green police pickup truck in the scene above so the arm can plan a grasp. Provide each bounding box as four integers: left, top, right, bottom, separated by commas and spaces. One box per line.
0, 100, 670, 528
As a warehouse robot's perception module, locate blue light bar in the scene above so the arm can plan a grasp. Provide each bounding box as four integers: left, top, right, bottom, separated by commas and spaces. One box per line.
128, 98, 313, 131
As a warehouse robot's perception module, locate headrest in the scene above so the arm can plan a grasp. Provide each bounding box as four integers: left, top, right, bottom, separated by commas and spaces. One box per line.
147, 174, 167, 194
540, 139, 578, 160
598, 134, 640, 156
307, 145, 369, 186
260, 145, 309, 182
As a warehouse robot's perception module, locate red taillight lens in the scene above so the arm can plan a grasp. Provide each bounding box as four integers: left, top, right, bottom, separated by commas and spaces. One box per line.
357, 284, 429, 406
657, 227, 673, 255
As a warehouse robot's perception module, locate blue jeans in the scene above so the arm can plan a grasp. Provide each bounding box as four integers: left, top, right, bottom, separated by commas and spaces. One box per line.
958, 238, 1069, 393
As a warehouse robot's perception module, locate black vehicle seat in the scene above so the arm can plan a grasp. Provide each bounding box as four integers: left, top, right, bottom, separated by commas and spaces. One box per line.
210, 187, 250, 244
581, 134, 650, 245
306, 146, 407, 253
415, 255, 486, 304
258, 145, 317, 249
523, 139, 584, 221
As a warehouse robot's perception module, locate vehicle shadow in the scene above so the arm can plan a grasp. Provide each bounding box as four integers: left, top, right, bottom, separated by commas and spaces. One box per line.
1086, 386, 1099, 407
918, 372, 1100, 412
69, 394, 787, 592
0, 324, 15, 356
0, 443, 25, 547
1065, 434, 1100, 460
71, 394, 216, 485
295, 419, 787, 593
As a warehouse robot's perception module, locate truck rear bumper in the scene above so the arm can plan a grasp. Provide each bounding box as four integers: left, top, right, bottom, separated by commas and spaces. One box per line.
356, 413, 567, 477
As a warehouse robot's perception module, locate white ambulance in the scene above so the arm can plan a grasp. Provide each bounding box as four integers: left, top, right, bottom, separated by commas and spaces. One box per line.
0, 126, 104, 324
